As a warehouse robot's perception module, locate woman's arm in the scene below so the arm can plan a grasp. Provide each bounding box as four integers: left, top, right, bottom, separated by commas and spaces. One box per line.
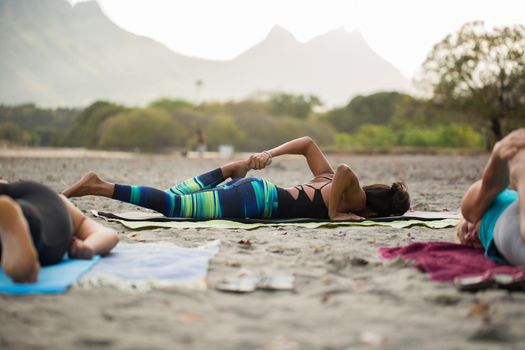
60, 195, 119, 258
249, 136, 333, 176
328, 164, 366, 221
461, 129, 525, 223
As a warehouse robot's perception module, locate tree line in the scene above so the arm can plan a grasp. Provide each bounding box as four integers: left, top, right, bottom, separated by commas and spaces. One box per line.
1, 21, 523, 152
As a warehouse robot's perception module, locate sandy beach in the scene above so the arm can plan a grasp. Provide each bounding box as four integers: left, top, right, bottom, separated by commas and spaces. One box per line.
1, 149, 524, 350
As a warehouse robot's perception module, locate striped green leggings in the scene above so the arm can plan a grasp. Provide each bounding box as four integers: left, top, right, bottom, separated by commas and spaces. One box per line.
112, 168, 279, 219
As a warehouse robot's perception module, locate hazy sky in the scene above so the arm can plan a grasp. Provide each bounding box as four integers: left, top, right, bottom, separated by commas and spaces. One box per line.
69, 0, 524, 79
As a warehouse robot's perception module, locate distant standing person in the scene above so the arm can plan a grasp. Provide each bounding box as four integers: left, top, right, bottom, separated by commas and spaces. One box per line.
196, 129, 207, 157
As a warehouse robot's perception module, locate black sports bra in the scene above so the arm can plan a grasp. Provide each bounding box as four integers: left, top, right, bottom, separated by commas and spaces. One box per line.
273, 176, 331, 219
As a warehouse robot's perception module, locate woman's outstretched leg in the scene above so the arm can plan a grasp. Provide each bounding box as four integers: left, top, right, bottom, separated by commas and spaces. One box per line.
63, 159, 252, 218
63, 173, 177, 217
0, 196, 40, 283
113, 184, 179, 217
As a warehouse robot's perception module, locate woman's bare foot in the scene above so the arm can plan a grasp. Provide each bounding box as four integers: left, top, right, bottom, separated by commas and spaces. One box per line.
221, 160, 250, 179
0, 196, 40, 283
62, 172, 114, 198
231, 160, 250, 179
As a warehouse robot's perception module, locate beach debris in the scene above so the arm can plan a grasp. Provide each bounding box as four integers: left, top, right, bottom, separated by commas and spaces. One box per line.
238, 239, 252, 247
321, 292, 330, 303
215, 269, 259, 293
492, 271, 525, 291
428, 294, 460, 306
179, 311, 204, 323
350, 257, 369, 266
326, 255, 368, 272
326, 256, 349, 272
258, 269, 294, 290
129, 233, 146, 242
227, 261, 242, 268
215, 268, 294, 293
455, 270, 525, 292
467, 302, 490, 318
454, 273, 493, 292
360, 331, 385, 347
313, 246, 324, 253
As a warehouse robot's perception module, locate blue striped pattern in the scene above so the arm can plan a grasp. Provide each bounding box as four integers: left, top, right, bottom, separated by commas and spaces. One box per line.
113, 173, 279, 219
168, 168, 224, 195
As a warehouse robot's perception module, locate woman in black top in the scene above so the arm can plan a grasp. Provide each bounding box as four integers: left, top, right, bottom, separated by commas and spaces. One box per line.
63, 137, 410, 221
0, 181, 119, 283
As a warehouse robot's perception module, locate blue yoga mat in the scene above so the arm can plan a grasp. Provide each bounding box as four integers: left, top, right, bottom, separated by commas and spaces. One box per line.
0, 256, 100, 295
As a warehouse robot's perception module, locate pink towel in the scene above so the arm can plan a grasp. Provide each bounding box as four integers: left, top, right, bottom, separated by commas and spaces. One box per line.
378, 242, 525, 282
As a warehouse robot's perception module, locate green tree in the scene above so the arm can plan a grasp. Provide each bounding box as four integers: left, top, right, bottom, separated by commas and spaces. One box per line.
150, 98, 209, 139
267, 93, 322, 119
390, 95, 471, 131
98, 108, 187, 151
61, 101, 126, 147
0, 104, 79, 146
351, 124, 398, 149
400, 124, 483, 148
419, 21, 525, 142
205, 115, 246, 149
149, 98, 194, 112
325, 92, 406, 132
0, 121, 31, 145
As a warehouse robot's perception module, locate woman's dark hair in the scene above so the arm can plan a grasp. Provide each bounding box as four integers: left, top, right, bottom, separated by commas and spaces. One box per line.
363, 181, 410, 217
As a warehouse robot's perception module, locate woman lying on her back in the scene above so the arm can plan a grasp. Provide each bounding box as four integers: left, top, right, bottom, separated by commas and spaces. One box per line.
0, 181, 119, 283
63, 137, 410, 222
457, 128, 525, 265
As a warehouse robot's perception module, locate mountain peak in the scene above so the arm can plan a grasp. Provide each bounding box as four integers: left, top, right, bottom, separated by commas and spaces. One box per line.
0, 0, 411, 107
72, 0, 103, 16
265, 25, 297, 42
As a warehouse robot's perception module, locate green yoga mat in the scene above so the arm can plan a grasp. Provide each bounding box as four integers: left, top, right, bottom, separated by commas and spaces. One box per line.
92, 210, 460, 231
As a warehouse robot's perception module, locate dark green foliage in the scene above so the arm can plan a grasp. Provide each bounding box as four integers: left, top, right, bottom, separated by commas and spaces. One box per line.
335, 123, 483, 150
420, 21, 525, 142
0, 91, 486, 151
267, 93, 322, 119
400, 124, 483, 148
149, 98, 195, 111
97, 108, 187, 151
0, 121, 31, 145
0, 104, 79, 145
0, 104, 78, 130
60, 101, 126, 148
205, 114, 246, 149
324, 92, 407, 132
